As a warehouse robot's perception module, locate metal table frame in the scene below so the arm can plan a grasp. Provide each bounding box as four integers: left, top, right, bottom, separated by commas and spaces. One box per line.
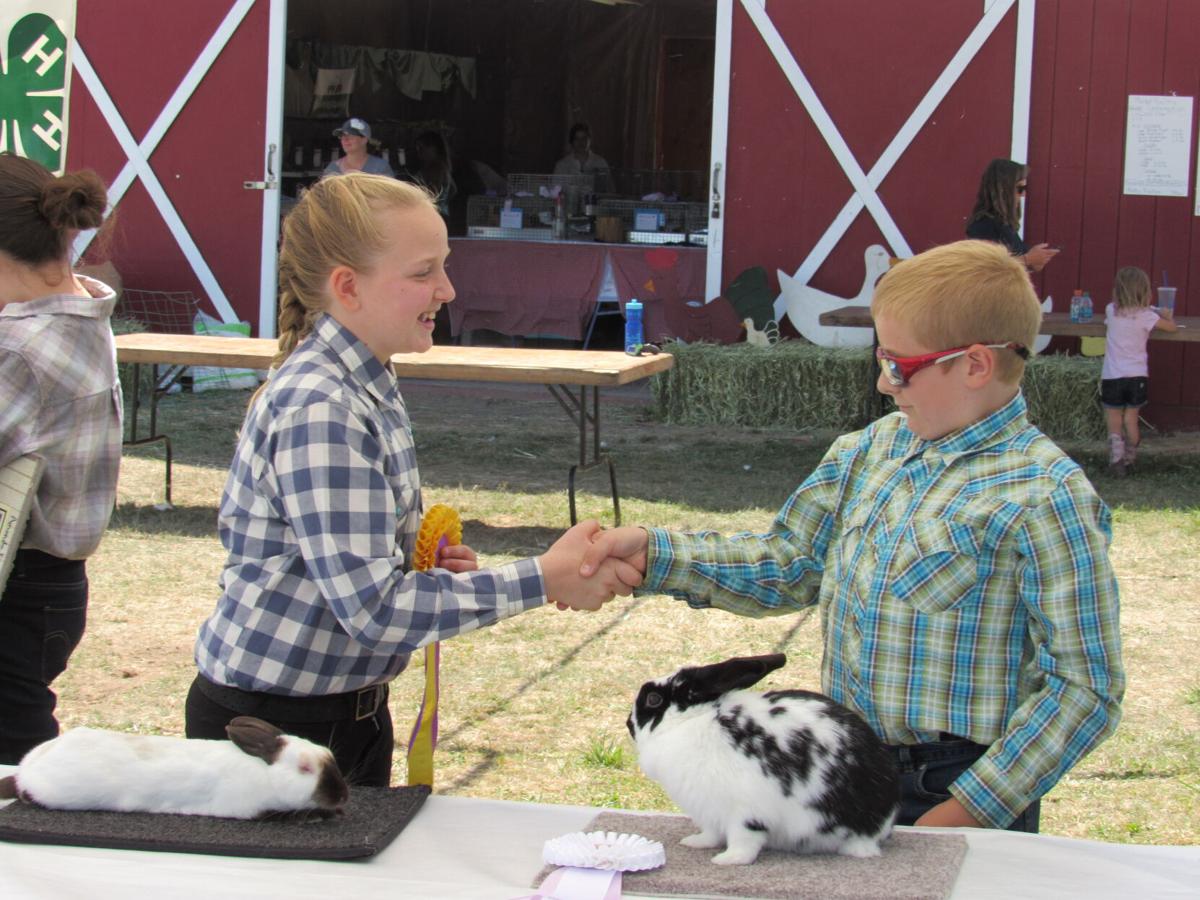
116, 335, 672, 522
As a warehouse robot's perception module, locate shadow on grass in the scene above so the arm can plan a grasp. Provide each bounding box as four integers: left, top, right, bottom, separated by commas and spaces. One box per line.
109, 503, 218, 538
425, 598, 816, 793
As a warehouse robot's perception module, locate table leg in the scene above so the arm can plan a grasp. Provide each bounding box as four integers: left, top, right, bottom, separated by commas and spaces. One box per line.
547, 384, 621, 526
122, 362, 187, 508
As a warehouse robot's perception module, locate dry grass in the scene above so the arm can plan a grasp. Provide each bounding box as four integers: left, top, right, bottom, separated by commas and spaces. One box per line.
54, 383, 1200, 845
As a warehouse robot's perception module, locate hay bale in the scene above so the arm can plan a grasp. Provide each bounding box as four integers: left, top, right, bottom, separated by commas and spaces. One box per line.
650, 341, 877, 431
650, 342, 1106, 441
1024, 354, 1105, 441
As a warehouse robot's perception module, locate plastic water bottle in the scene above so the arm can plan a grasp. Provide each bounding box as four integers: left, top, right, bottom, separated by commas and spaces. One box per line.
1070, 290, 1083, 323
624, 299, 644, 355
1081, 291, 1093, 322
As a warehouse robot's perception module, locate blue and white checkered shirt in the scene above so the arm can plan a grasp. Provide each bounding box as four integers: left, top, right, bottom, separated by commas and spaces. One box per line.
195, 314, 545, 696
643, 393, 1124, 828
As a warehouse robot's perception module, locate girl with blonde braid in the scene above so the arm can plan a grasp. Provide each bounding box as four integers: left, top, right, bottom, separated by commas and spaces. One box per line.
185, 174, 638, 785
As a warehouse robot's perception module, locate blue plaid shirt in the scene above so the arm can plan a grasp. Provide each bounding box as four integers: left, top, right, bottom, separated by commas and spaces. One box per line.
195, 315, 545, 696
643, 394, 1124, 828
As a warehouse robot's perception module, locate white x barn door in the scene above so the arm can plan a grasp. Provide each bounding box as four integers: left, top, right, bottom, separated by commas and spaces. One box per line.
709, 0, 1037, 346
67, 0, 284, 334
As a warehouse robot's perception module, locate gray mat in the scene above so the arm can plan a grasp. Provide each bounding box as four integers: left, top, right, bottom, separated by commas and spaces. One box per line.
0, 785, 429, 861
535, 811, 967, 900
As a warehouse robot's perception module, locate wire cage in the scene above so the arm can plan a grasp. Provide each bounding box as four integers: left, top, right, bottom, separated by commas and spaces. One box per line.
466, 195, 559, 240
114, 289, 203, 334
506, 172, 596, 204
592, 198, 708, 244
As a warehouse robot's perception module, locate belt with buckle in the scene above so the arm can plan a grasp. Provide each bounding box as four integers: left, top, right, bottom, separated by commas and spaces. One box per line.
193, 675, 388, 725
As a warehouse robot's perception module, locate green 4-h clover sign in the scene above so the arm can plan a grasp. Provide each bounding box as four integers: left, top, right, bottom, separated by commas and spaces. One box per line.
0, 13, 69, 172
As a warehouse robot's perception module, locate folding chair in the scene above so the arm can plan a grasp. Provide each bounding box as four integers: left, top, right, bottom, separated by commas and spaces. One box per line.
114, 289, 203, 508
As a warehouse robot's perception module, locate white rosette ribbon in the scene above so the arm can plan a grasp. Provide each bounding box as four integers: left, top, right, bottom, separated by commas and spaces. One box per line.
521, 831, 665, 900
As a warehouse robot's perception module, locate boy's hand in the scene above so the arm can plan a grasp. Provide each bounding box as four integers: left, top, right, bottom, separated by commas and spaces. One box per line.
579, 526, 649, 579
437, 542, 478, 574
542, 520, 642, 611
914, 797, 982, 828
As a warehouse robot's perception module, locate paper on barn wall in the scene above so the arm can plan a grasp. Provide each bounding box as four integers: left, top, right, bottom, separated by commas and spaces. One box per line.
1123, 95, 1194, 198
1, 1, 76, 174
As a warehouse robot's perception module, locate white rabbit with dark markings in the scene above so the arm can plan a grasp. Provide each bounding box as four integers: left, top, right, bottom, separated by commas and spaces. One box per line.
627, 653, 899, 865
0, 716, 349, 820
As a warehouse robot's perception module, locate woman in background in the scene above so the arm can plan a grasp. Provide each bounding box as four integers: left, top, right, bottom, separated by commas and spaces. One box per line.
324, 118, 395, 178
966, 158, 1058, 273
410, 130, 455, 218
0, 155, 121, 763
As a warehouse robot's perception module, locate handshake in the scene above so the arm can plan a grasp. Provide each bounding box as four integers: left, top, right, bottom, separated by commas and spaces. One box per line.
540, 521, 650, 611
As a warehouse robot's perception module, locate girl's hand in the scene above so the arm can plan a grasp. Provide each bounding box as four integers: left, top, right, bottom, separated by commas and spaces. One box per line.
438, 543, 479, 573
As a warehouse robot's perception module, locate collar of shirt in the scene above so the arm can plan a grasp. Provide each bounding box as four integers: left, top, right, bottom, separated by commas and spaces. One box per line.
0, 275, 117, 319
311, 312, 400, 407
900, 391, 1028, 465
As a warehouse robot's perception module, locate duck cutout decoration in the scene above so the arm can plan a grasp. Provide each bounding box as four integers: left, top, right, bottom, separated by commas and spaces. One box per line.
1032, 296, 1052, 355
776, 245, 893, 347
742, 317, 781, 347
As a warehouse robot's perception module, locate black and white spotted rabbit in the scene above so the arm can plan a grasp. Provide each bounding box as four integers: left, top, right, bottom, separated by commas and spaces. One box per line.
627, 653, 899, 865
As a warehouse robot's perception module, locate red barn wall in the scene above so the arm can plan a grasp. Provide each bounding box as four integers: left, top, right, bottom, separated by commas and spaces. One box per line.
67, 0, 269, 327
724, 0, 1200, 430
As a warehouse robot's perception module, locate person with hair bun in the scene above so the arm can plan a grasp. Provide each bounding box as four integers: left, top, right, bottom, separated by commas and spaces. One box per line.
185, 173, 640, 785
0, 154, 121, 763
965, 158, 1058, 273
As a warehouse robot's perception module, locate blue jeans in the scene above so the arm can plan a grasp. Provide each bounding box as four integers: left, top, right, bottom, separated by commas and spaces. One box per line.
0, 550, 88, 764
887, 735, 1041, 833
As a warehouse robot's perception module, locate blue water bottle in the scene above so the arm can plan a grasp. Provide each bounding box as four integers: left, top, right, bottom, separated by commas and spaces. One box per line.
624, 299, 644, 355
1081, 291, 1093, 321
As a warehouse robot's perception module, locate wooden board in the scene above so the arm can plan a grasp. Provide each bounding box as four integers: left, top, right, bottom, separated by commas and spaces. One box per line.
113, 333, 674, 386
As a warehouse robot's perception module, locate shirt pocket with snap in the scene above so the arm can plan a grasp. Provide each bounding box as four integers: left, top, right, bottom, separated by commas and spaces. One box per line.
888, 519, 981, 615
832, 500, 886, 602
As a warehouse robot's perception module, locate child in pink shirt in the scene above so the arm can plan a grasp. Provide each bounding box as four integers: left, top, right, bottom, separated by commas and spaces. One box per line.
1101, 266, 1178, 474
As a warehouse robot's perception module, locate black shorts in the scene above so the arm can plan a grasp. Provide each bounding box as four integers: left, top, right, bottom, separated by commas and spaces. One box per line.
1101, 377, 1148, 409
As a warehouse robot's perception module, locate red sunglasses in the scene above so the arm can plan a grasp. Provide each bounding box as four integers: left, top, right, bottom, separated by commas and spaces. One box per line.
875, 342, 1029, 387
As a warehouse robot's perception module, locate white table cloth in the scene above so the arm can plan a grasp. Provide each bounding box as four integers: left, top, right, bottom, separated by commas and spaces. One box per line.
1, 775, 1196, 899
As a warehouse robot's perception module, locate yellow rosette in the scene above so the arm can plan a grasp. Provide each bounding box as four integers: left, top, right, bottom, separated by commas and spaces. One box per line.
406, 504, 461, 787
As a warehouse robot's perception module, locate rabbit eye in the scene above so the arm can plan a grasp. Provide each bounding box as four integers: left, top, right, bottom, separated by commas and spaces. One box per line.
646, 692, 664, 709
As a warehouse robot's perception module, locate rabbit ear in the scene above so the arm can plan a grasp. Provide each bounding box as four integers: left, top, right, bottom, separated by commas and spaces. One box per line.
226, 717, 286, 763
681, 653, 786, 704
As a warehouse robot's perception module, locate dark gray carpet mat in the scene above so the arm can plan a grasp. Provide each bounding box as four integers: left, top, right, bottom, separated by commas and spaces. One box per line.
0, 785, 429, 861
535, 810, 967, 900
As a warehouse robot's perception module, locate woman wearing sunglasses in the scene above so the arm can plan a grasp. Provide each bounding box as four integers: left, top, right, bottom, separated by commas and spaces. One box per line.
965, 158, 1059, 273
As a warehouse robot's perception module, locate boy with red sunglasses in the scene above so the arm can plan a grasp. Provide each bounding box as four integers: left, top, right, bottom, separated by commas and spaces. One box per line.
582, 239, 1123, 835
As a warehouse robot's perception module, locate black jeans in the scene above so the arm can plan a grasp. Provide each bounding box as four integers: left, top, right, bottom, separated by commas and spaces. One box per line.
184, 674, 395, 787
0, 550, 88, 764
887, 735, 1041, 833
